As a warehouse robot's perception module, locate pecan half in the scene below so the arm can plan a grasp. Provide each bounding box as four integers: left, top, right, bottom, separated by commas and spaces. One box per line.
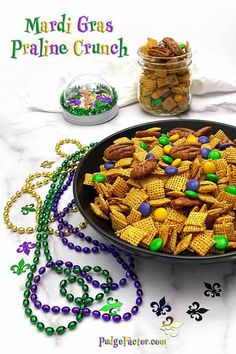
104, 142, 135, 161
169, 143, 201, 160
170, 197, 202, 208
149, 45, 172, 57
130, 158, 157, 179
194, 126, 212, 137
167, 127, 194, 138
162, 37, 182, 56
135, 130, 161, 138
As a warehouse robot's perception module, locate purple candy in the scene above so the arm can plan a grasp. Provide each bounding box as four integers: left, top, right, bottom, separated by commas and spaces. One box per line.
165, 166, 178, 175
145, 153, 154, 159
186, 179, 200, 192
201, 148, 210, 159
138, 202, 151, 217
198, 136, 210, 144
104, 161, 115, 170
219, 142, 231, 150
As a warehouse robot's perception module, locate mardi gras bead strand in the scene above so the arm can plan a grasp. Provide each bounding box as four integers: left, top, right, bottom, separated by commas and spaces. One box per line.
3, 139, 86, 235
23, 146, 142, 335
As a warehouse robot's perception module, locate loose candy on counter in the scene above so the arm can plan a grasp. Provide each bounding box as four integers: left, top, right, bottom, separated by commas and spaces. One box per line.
84, 125, 236, 256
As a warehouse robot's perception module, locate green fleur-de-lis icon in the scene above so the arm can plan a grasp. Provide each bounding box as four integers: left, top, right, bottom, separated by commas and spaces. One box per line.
10, 258, 30, 275
99, 297, 123, 316
21, 203, 36, 215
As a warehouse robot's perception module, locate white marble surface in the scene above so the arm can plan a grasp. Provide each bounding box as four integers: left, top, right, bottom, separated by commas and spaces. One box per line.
2, 92, 236, 354
2, 0, 236, 353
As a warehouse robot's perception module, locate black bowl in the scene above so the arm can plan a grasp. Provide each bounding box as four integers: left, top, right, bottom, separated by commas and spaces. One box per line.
73, 119, 236, 263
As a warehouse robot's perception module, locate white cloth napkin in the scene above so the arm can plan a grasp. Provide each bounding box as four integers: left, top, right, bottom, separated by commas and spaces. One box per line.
27, 57, 236, 113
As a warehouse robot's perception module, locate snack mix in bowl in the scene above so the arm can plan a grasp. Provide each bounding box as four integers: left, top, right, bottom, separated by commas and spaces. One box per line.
83, 126, 236, 256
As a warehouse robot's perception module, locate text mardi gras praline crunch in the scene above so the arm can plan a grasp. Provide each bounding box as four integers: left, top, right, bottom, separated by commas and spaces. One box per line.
10, 14, 129, 59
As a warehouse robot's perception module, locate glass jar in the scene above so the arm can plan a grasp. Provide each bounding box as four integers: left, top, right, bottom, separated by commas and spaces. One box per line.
138, 47, 192, 116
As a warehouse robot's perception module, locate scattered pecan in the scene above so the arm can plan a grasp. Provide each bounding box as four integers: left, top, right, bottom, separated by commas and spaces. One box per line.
149, 45, 172, 57
162, 37, 182, 56
169, 143, 201, 160
104, 142, 135, 161
194, 126, 212, 137
130, 158, 157, 179
135, 130, 161, 138
170, 197, 202, 208
167, 127, 194, 138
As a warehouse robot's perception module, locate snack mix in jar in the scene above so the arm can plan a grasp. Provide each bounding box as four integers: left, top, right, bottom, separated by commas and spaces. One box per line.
138, 37, 192, 116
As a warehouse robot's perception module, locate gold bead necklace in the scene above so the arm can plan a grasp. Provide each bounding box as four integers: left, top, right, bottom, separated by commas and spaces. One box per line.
3, 139, 86, 236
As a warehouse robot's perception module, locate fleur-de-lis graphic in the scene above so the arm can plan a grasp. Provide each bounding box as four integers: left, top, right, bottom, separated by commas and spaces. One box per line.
10, 259, 30, 276
17, 242, 36, 256
21, 203, 36, 215
150, 297, 172, 317
186, 302, 209, 321
40, 160, 55, 168
99, 297, 123, 316
160, 316, 183, 337
204, 282, 222, 298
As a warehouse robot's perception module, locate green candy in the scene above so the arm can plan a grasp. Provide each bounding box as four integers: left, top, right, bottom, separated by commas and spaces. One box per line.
208, 150, 222, 160
179, 43, 185, 49
205, 174, 219, 184
139, 142, 148, 151
185, 190, 199, 199
159, 136, 170, 146
149, 237, 163, 252
224, 185, 236, 195
214, 235, 228, 250
92, 173, 106, 183
161, 155, 174, 164
152, 98, 163, 106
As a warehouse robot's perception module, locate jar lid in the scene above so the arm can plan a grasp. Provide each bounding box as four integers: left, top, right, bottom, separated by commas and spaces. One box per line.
60, 74, 118, 125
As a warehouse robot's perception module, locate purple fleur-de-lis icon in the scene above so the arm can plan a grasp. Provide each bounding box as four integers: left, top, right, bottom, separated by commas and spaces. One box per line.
150, 296, 172, 317
17, 242, 36, 256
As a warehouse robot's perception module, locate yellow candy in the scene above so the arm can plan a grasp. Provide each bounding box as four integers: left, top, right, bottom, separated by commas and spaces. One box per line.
154, 207, 168, 222
186, 134, 198, 143
172, 158, 182, 167
169, 134, 179, 142
163, 145, 172, 155
203, 162, 216, 174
